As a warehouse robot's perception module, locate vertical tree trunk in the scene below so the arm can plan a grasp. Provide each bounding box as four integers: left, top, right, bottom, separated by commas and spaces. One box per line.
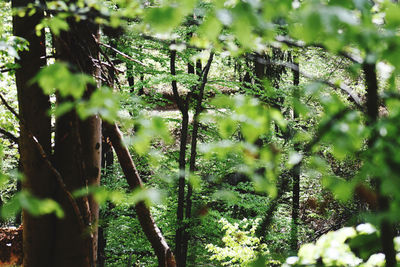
170, 49, 190, 266
53, 16, 101, 267
363, 62, 396, 267
126, 62, 135, 92
181, 54, 214, 266
12, 1, 54, 266
290, 58, 300, 252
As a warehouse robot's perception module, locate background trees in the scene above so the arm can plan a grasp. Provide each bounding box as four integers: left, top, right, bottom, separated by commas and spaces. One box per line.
1, 0, 400, 266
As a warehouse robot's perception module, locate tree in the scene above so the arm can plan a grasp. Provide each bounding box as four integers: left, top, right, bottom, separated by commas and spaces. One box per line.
9, 1, 175, 265
12, 0, 53, 265
3, 0, 400, 265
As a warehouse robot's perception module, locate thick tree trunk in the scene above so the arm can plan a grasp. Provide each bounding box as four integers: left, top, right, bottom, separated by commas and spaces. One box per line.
103, 122, 176, 267
53, 16, 101, 267
12, 1, 54, 266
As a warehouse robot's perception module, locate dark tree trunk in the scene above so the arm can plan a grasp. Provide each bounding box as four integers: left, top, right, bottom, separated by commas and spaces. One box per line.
12, 0, 54, 265
363, 62, 396, 267
127, 62, 135, 92
101, 130, 114, 174
138, 74, 145, 95
97, 226, 106, 267
170, 49, 190, 267
254, 52, 266, 84
290, 58, 300, 252
53, 15, 102, 267
181, 54, 214, 266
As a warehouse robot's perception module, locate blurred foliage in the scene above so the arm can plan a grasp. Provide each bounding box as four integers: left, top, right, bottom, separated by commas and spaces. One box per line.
1, 0, 400, 265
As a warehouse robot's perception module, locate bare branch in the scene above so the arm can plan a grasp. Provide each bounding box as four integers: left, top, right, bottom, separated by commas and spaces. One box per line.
275, 35, 363, 64
98, 42, 146, 67
0, 92, 20, 120
0, 127, 18, 144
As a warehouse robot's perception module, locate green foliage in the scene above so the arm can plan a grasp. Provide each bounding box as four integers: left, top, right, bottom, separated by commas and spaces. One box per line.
35, 62, 95, 99
206, 217, 273, 266
1, 190, 64, 219
3, 0, 400, 265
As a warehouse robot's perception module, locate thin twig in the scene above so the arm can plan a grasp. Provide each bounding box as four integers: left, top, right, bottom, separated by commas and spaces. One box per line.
0, 127, 18, 144
0, 92, 20, 120
275, 35, 363, 64
0, 68, 17, 73
98, 42, 146, 66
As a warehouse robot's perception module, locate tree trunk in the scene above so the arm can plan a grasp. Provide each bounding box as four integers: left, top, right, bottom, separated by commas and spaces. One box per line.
181, 53, 214, 266
12, 0, 54, 266
103, 122, 176, 267
53, 16, 101, 267
170, 49, 190, 266
290, 58, 300, 252
127, 61, 135, 92
363, 62, 396, 267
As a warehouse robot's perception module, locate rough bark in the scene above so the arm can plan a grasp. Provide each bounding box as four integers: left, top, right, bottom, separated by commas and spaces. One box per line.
53, 15, 101, 267
12, 0, 54, 266
103, 122, 176, 267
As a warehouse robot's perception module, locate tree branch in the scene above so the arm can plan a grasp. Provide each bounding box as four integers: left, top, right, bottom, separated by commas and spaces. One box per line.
98, 42, 146, 67
170, 47, 186, 113
275, 35, 362, 64
0, 92, 20, 120
0, 93, 86, 236
0, 127, 18, 144
258, 108, 349, 237
103, 121, 176, 267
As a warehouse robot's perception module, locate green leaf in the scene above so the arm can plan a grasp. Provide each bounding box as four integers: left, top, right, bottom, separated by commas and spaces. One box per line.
35, 62, 94, 99
322, 176, 353, 202
145, 7, 182, 32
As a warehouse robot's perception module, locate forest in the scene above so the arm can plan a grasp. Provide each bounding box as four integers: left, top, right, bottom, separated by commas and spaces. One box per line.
1, 0, 400, 266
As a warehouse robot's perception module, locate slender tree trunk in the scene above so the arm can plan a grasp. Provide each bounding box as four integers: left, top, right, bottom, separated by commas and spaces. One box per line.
127, 62, 135, 92
103, 122, 176, 267
290, 58, 300, 252
12, 0, 54, 266
170, 49, 190, 266
363, 62, 396, 267
181, 54, 214, 266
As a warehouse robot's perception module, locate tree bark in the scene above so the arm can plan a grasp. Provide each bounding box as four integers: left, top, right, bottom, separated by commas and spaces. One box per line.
103, 122, 176, 267
12, 0, 54, 266
363, 62, 396, 267
53, 15, 102, 267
